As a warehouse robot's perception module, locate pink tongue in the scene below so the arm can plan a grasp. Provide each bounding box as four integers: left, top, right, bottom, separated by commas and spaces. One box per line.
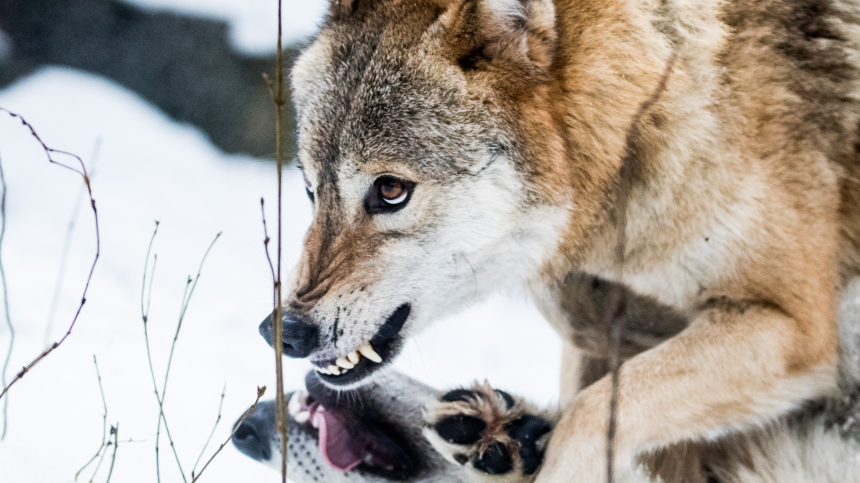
313, 406, 365, 472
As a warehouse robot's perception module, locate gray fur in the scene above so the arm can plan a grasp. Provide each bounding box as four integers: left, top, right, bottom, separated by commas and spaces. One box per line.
236, 278, 860, 482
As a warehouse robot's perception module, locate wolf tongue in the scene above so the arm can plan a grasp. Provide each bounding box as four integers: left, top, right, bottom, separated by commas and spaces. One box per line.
314, 405, 365, 471
311, 403, 412, 474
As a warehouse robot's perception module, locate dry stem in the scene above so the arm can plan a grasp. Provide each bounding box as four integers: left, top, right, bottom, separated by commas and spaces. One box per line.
605, 53, 677, 483
105, 423, 119, 483
140, 224, 221, 483
0, 108, 101, 408
272, 1, 289, 480
76, 355, 109, 480
44, 138, 103, 349
0, 149, 11, 440
154, 231, 221, 483
191, 386, 267, 482
191, 383, 227, 478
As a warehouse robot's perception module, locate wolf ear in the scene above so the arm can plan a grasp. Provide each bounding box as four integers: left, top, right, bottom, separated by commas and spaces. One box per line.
441, 0, 557, 72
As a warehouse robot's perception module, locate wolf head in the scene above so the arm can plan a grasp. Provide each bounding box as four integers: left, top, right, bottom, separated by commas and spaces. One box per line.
261, 0, 641, 389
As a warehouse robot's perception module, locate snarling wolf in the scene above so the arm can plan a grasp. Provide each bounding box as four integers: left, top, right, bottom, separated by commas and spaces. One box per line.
241, 277, 860, 482
256, 0, 860, 480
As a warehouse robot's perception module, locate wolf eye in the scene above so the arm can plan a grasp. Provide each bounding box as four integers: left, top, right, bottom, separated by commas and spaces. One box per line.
365, 176, 415, 214
305, 178, 315, 202
380, 179, 407, 204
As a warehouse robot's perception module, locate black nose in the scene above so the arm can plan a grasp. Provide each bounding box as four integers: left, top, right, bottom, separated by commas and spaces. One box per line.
232, 401, 275, 462
259, 311, 319, 358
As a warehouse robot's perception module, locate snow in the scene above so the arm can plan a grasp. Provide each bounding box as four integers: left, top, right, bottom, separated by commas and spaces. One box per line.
0, 68, 560, 482
123, 0, 330, 54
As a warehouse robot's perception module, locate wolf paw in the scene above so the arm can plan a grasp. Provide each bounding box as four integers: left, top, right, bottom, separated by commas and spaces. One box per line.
423, 382, 554, 482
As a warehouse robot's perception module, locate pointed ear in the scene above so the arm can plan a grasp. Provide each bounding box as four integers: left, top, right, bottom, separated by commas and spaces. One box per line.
441, 0, 557, 72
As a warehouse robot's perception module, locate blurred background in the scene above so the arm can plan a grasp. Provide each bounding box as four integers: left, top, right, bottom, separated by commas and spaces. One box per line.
0, 1, 561, 482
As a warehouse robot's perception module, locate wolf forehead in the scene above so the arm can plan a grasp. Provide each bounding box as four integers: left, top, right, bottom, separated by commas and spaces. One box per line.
290, 1, 527, 179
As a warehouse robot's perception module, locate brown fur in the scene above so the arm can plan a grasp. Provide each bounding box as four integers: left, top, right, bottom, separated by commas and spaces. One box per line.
287, 0, 860, 480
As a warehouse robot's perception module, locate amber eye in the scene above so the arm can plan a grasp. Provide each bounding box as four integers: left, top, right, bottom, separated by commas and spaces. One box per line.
379, 179, 407, 204
365, 176, 415, 214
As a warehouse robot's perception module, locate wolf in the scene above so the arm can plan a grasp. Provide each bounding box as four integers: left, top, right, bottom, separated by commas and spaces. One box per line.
242, 277, 860, 482
258, 0, 860, 481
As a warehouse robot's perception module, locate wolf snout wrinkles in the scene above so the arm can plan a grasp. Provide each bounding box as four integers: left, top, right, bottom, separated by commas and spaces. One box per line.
259, 311, 319, 358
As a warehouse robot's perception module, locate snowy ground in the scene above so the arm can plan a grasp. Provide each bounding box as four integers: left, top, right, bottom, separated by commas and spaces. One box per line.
0, 66, 561, 482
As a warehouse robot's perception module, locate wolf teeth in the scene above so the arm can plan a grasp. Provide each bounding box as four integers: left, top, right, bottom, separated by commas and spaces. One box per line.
288, 391, 307, 417
359, 343, 383, 363
294, 411, 311, 424
313, 343, 383, 377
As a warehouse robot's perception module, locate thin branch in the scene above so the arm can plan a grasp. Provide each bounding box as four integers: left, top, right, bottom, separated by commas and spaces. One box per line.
139, 222, 168, 483
260, 199, 276, 307
88, 440, 110, 483
190, 386, 267, 483
191, 383, 227, 478
76, 355, 109, 480
605, 52, 677, 483
273, 1, 289, 481
0, 108, 101, 405
105, 424, 119, 483
44, 138, 103, 348
141, 221, 159, 324
0, 149, 11, 440
153, 231, 221, 483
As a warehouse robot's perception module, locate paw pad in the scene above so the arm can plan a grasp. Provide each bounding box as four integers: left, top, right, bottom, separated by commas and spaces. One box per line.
426, 383, 555, 478
506, 415, 552, 475
474, 442, 513, 474
435, 414, 487, 445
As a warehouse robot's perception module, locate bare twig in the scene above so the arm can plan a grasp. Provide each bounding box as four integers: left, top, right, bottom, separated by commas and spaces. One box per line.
140, 225, 221, 483
191, 386, 267, 483
260, 199, 276, 307
272, 1, 289, 481
44, 138, 103, 349
153, 231, 220, 483
0, 149, 12, 440
605, 53, 677, 483
88, 440, 110, 483
139, 223, 189, 482
0, 108, 101, 405
139, 223, 169, 483
191, 383, 227, 478
76, 356, 109, 480
105, 424, 119, 483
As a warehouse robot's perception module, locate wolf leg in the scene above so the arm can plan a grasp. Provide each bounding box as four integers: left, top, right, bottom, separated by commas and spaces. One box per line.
534, 299, 838, 483
423, 382, 559, 483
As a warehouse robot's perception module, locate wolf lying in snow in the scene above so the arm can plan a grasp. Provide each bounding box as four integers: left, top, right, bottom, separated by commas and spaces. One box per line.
251, 0, 860, 480
238, 276, 860, 482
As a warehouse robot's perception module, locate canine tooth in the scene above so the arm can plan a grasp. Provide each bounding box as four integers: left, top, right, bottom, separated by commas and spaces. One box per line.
312, 413, 321, 428
294, 411, 311, 424
288, 392, 304, 416
327, 365, 341, 375
336, 356, 355, 369
347, 351, 360, 364
359, 344, 383, 363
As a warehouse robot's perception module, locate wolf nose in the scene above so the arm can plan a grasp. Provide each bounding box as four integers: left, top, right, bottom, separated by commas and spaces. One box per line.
232, 401, 274, 462
259, 311, 319, 358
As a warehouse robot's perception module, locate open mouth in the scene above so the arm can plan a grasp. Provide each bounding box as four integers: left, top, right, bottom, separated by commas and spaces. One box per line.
287, 380, 417, 480
310, 303, 410, 386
